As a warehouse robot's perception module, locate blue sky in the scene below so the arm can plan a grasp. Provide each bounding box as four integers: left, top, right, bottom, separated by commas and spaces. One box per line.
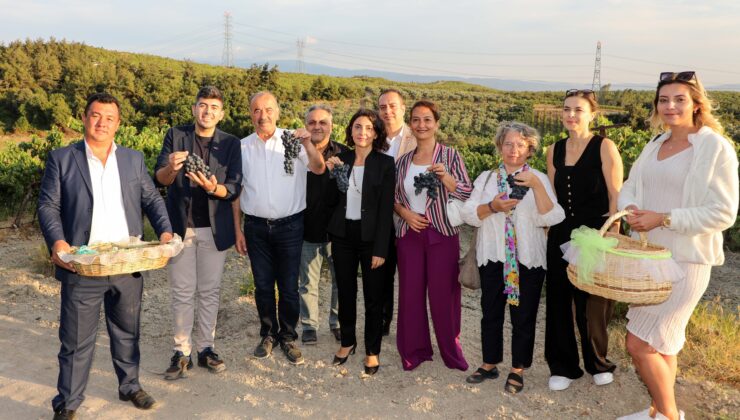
1, 0, 738, 87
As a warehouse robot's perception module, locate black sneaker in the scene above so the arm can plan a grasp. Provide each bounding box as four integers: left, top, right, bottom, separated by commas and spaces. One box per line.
280, 340, 304, 365
253, 336, 274, 359
197, 347, 226, 373
164, 351, 192, 380
301, 329, 318, 345
331, 327, 341, 342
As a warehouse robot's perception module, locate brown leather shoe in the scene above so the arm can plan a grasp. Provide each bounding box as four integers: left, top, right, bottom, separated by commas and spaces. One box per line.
119, 389, 156, 410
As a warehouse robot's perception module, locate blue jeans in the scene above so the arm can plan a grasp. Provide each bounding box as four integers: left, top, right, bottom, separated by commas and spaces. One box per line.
299, 241, 339, 332
244, 214, 304, 342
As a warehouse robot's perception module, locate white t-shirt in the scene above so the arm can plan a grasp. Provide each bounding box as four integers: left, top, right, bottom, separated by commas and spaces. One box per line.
345, 166, 364, 220
404, 163, 429, 214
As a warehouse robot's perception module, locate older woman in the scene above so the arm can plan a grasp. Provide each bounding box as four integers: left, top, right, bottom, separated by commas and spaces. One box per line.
617, 72, 738, 420
394, 100, 472, 371
325, 109, 395, 376
462, 122, 564, 393
545, 89, 623, 391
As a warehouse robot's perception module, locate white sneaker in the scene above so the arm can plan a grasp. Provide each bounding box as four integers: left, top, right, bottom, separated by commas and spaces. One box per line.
593, 372, 614, 386
548, 375, 573, 391
616, 408, 651, 420
655, 410, 685, 420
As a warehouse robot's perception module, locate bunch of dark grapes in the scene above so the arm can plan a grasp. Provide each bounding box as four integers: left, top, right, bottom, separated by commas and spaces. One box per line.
506, 174, 530, 200
184, 154, 212, 178
328, 163, 350, 193
281, 130, 301, 174
413, 171, 441, 200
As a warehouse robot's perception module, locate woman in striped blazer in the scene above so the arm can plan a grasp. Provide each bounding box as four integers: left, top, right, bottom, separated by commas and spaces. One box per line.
393, 100, 473, 371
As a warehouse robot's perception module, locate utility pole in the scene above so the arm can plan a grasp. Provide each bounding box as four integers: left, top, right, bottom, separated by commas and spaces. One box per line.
222, 12, 234, 68
591, 41, 602, 94
296, 38, 305, 73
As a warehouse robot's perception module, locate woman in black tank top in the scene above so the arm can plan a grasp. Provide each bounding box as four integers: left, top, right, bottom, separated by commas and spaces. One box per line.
544, 89, 624, 391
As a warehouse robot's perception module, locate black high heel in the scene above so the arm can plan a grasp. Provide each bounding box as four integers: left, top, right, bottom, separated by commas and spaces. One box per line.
364, 356, 380, 376
332, 343, 357, 366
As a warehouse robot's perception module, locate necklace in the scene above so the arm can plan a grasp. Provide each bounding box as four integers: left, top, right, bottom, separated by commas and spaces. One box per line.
351, 167, 362, 194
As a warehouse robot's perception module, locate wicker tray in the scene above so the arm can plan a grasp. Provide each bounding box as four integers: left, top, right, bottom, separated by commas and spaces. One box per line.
63, 236, 182, 277
566, 211, 673, 305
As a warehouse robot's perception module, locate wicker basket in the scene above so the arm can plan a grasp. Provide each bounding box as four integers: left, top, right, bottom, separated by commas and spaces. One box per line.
69, 241, 171, 277
567, 210, 673, 305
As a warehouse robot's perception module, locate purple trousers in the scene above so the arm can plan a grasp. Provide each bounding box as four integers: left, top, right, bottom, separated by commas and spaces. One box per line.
396, 227, 468, 371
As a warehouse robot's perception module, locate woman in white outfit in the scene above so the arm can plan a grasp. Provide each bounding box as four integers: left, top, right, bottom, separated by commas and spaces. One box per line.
617, 71, 738, 420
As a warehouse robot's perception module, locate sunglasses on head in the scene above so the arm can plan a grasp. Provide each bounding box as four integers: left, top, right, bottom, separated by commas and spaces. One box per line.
564, 89, 596, 100
659, 71, 696, 83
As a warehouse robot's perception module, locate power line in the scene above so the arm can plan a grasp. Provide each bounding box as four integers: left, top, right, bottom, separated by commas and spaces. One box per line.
605, 54, 740, 76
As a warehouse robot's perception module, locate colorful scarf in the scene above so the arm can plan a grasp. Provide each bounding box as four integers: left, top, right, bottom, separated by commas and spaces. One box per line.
498, 162, 528, 306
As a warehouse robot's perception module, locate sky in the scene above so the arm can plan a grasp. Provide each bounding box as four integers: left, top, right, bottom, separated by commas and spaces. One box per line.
1, 0, 739, 87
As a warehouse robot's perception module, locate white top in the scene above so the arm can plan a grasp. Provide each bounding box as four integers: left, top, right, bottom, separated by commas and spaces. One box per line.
461, 168, 565, 269
239, 128, 310, 219
346, 166, 364, 220
84, 141, 130, 244
619, 126, 739, 265
384, 125, 405, 159
404, 163, 429, 214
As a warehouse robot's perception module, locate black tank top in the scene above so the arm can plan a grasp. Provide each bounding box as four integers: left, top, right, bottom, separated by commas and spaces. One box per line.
552, 135, 610, 222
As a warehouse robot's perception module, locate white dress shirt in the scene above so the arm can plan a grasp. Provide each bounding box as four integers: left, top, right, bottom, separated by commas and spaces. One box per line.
240, 128, 310, 219
404, 163, 429, 214
461, 168, 565, 269
384, 125, 405, 159
346, 166, 364, 220
85, 141, 130, 244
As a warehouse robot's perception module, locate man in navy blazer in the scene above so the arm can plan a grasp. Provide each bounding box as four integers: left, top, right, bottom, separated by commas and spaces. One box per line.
154, 86, 242, 379
38, 92, 173, 420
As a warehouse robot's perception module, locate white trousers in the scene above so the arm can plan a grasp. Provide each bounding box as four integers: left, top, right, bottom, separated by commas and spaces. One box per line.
168, 227, 228, 356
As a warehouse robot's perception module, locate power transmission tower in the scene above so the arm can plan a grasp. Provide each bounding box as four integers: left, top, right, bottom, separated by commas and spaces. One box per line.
591, 41, 602, 93
296, 39, 306, 73
222, 12, 234, 67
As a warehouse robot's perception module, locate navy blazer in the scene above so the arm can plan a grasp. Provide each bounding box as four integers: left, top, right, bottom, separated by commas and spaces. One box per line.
154, 125, 242, 251
38, 141, 172, 282
326, 150, 395, 259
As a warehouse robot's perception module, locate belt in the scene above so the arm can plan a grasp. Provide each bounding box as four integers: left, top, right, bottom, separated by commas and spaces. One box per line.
246, 211, 303, 226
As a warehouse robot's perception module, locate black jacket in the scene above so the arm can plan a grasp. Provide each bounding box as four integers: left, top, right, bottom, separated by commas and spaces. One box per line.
326, 150, 395, 258
154, 124, 242, 251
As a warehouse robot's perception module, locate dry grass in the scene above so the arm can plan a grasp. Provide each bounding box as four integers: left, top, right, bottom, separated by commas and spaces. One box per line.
608, 298, 740, 387
31, 243, 55, 277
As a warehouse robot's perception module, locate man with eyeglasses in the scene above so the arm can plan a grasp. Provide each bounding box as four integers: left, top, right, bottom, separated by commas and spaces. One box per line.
377, 88, 417, 336
154, 86, 243, 380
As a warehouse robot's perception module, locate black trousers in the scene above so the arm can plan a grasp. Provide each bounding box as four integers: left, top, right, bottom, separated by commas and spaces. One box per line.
53, 273, 143, 411
479, 261, 545, 369
244, 213, 304, 342
331, 220, 384, 355
545, 222, 616, 378
381, 226, 397, 328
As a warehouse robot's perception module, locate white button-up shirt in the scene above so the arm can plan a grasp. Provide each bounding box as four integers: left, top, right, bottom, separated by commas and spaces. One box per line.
383, 125, 405, 159
85, 141, 130, 244
240, 128, 310, 219
461, 168, 565, 269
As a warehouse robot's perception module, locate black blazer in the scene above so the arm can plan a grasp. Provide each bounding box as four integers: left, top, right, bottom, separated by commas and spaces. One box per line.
38, 141, 172, 282
154, 125, 243, 251
326, 150, 395, 258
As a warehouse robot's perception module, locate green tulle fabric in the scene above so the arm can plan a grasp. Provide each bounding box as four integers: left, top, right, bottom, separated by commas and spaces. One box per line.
569, 227, 618, 285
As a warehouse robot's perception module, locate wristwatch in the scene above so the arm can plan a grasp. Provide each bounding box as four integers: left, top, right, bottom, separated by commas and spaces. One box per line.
661, 213, 672, 228
206, 184, 218, 195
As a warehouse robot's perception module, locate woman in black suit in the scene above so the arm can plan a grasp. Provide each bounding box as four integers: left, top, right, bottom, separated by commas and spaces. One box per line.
326, 108, 395, 375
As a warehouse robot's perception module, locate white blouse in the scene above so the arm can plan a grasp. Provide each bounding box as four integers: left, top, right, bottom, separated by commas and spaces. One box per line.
461, 168, 565, 269
404, 163, 429, 214
346, 166, 364, 220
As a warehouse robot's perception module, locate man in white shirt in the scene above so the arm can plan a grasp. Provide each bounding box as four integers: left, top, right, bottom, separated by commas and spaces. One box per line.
39, 93, 173, 419
377, 88, 416, 335
235, 91, 325, 365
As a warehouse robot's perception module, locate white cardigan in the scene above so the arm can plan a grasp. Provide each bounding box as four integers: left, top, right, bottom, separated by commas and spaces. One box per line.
618, 126, 738, 265
462, 168, 565, 269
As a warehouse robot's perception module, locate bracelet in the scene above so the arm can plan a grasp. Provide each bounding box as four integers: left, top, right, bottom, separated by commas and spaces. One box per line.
487, 201, 495, 213
206, 184, 218, 195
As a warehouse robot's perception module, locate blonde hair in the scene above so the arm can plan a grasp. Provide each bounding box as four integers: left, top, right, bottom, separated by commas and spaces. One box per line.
493, 121, 540, 158
648, 75, 723, 134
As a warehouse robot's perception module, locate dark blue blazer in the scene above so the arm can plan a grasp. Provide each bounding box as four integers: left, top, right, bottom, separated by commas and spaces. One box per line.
38, 141, 172, 282
154, 125, 242, 251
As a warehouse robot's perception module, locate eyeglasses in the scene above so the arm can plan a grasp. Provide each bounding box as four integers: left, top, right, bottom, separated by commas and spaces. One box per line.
659, 71, 696, 83
564, 89, 596, 100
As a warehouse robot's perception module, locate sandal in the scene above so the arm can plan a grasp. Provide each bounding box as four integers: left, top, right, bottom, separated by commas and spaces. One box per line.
504, 371, 524, 394
465, 366, 499, 384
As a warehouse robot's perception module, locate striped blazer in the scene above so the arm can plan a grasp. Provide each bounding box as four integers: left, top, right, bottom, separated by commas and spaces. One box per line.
394, 142, 472, 237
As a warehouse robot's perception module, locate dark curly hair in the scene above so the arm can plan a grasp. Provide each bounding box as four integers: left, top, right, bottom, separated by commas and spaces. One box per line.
345, 108, 389, 152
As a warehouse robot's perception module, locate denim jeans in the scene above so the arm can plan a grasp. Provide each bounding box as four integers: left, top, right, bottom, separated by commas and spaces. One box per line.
244, 214, 304, 342
298, 241, 339, 332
